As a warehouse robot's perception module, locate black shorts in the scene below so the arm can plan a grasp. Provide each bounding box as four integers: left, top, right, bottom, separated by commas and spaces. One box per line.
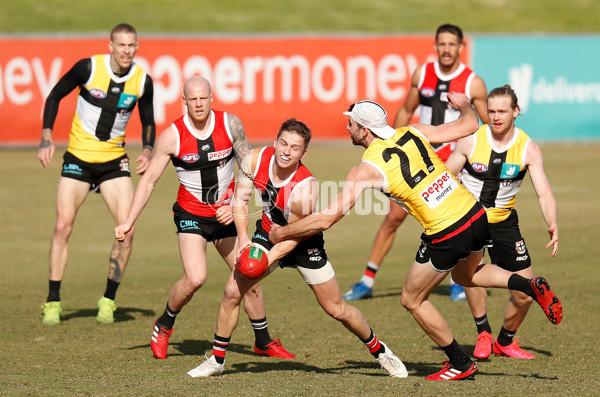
172, 202, 237, 241
251, 220, 329, 270
486, 210, 531, 272
61, 151, 130, 192
415, 203, 490, 272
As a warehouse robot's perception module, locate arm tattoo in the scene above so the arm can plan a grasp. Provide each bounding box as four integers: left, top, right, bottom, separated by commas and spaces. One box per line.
228, 114, 252, 165
40, 136, 52, 148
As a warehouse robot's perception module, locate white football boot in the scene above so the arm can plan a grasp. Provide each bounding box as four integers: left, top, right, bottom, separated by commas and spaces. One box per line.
377, 342, 408, 378
187, 355, 225, 377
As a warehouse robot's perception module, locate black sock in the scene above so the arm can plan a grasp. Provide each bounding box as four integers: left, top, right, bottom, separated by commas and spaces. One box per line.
474, 314, 492, 334
250, 317, 272, 348
156, 303, 179, 329
507, 274, 535, 299
212, 334, 230, 364
441, 338, 472, 370
497, 327, 516, 346
47, 280, 61, 302
103, 279, 120, 300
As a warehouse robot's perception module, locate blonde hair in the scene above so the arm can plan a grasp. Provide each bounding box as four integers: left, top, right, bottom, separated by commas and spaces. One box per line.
488, 85, 519, 109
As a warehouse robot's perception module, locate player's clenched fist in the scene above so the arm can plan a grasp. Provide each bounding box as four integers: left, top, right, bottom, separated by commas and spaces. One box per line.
114, 223, 133, 242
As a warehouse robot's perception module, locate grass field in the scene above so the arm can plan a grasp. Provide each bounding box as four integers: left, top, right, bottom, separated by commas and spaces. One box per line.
1, 142, 599, 396
1, 1, 599, 395
1, 0, 599, 33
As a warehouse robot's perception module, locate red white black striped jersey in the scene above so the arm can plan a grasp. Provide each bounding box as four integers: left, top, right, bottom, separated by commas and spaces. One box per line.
417, 61, 475, 161
251, 146, 316, 233
171, 110, 236, 217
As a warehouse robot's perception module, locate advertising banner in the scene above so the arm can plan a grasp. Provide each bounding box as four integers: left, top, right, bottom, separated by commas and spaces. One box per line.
0, 35, 442, 146
473, 36, 600, 141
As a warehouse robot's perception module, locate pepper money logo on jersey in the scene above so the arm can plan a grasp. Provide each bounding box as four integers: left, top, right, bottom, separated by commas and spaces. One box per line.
420, 171, 458, 209
208, 147, 233, 161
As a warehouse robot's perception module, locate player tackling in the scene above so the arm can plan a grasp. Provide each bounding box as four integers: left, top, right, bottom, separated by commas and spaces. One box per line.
269, 93, 562, 380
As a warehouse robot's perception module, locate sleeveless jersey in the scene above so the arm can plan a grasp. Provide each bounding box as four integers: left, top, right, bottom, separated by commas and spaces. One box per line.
171, 110, 236, 217
67, 54, 148, 163
362, 127, 478, 235
459, 125, 530, 223
417, 61, 475, 161
251, 146, 316, 233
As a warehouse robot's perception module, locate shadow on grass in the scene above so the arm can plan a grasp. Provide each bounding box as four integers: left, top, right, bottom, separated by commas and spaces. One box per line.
372, 285, 494, 300
371, 285, 452, 300
229, 360, 344, 375
127, 340, 403, 376
61, 307, 155, 323
127, 336, 560, 379
407, 360, 560, 380
126, 340, 255, 357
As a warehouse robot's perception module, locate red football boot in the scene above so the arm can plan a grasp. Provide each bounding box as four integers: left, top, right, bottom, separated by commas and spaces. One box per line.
492, 338, 535, 359
151, 320, 173, 360
254, 338, 295, 359
426, 361, 478, 381
473, 331, 493, 359
530, 277, 563, 325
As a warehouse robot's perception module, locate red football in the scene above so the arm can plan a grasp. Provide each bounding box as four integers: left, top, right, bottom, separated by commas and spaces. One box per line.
235, 246, 269, 279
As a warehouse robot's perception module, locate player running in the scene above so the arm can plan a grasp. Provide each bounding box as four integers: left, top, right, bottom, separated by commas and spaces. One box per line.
187, 118, 407, 378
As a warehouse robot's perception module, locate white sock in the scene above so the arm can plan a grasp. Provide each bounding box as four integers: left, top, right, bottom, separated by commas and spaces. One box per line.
360, 261, 379, 288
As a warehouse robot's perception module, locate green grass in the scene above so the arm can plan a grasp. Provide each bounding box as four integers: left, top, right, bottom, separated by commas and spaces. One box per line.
1, 0, 599, 33
1, 143, 599, 395
1, 2, 599, 395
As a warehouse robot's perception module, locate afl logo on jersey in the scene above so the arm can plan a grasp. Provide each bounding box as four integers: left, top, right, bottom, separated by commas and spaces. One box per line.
89, 88, 107, 98
471, 162, 488, 172
181, 153, 200, 163
420, 87, 436, 98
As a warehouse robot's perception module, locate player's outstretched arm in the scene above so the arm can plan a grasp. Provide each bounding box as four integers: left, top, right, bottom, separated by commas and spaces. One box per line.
114, 126, 176, 241
527, 140, 559, 257
269, 162, 382, 243
232, 150, 257, 256
266, 178, 319, 264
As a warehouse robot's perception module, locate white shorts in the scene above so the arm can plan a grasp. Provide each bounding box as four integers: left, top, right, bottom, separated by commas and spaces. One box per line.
296, 260, 335, 285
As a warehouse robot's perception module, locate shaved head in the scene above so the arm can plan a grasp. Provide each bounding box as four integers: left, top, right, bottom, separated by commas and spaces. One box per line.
184, 76, 211, 98
182, 76, 213, 124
